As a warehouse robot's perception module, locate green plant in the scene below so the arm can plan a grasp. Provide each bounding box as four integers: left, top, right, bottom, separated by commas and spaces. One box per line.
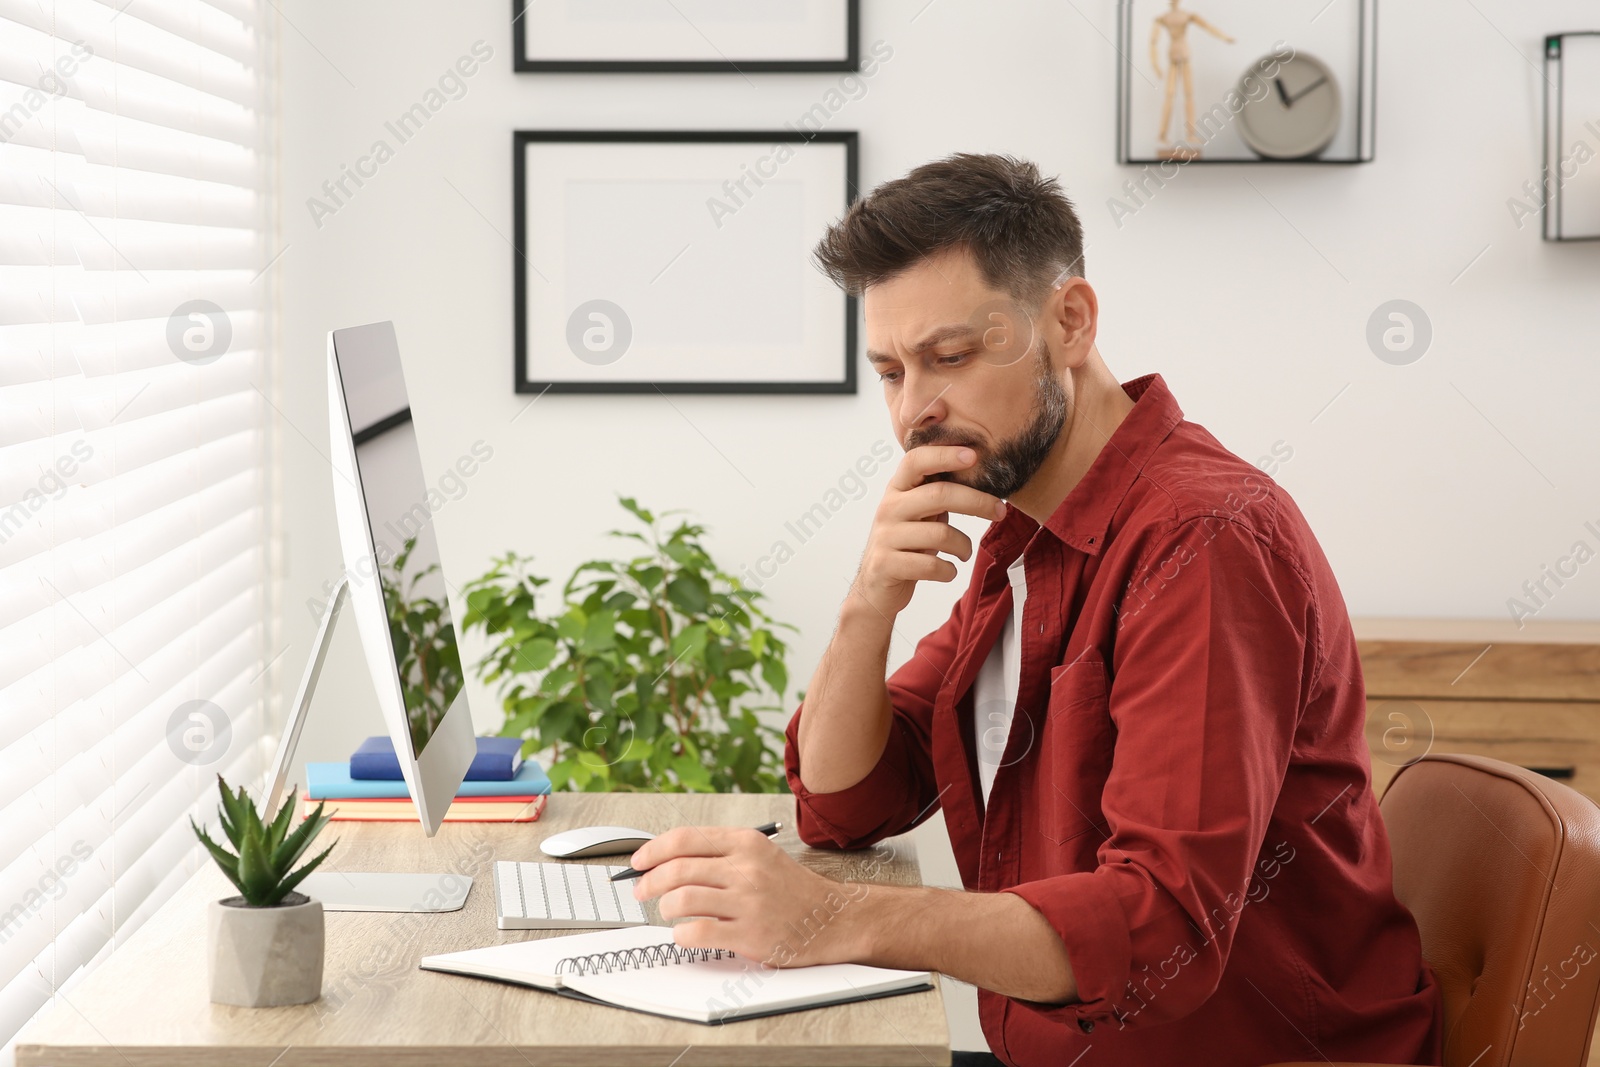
462, 497, 798, 793
190, 776, 336, 907
383, 534, 465, 755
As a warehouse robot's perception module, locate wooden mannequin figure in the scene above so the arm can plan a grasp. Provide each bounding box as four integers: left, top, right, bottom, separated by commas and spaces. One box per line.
1150, 0, 1235, 160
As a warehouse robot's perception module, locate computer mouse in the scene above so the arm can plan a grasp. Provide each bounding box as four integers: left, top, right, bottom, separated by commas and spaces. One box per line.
539, 825, 657, 859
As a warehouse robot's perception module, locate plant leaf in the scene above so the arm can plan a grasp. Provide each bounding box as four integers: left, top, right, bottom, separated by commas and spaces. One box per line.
215, 775, 250, 849
271, 840, 339, 905
665, 572, 710, 615
265, 785, 298, 852
555, 607, 587, 643
617, 496, 654, 525
271, 799, 335, 879
236, 822, 275, 905
760, 656, 788, 696
668, 622, 708, 663
616, 736, 652, 762
521, 637, 558, 671
671, 753, 713, 792
190, 818, 244, 895
580, 609, 616, 653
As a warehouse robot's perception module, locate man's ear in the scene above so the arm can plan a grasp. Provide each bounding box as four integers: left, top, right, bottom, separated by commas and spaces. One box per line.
1051, 278, 1098, 365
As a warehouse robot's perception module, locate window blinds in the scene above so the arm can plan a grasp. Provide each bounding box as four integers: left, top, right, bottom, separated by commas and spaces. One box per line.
0, 0, 275, 1055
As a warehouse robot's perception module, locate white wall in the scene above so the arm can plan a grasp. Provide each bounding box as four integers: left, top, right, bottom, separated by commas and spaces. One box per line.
273, 0, 1600, 1050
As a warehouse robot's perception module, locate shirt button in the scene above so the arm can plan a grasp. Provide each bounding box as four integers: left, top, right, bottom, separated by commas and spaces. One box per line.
1078, 1018, 1094, 1034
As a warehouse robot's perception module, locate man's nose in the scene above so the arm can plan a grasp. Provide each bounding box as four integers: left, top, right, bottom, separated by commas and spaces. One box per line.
899, 372, 950, 433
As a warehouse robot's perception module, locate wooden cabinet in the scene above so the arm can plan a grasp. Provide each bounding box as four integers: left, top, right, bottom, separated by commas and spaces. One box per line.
1354, 618, 1600, 806
1354, 619, 1600, 1067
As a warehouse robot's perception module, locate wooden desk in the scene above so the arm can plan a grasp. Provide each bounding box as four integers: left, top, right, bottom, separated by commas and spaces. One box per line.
1352, 617, 1600, 806
16, 793, 950, 1066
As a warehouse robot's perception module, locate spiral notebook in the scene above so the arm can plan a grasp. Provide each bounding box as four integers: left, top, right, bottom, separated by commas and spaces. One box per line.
418, 925, 932, 1024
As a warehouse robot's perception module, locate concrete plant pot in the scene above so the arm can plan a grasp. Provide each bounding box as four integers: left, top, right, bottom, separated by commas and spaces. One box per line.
207, 891, 324, 1007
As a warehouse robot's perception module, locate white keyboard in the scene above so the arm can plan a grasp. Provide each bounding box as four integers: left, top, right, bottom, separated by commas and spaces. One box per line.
493, 861, 648, 930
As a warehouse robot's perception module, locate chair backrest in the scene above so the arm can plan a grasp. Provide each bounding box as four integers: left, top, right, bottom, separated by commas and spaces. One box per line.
1381, 753, 1600, 1067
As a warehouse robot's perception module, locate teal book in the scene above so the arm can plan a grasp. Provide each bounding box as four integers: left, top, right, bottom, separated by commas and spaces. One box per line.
306, 759, 550, 800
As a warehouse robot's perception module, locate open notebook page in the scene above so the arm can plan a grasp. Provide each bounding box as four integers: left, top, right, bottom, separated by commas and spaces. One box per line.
560, 952, 931, 1023
420, 925, 680, 989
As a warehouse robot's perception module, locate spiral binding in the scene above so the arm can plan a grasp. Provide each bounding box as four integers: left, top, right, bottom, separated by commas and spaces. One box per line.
555, 944, 736, 977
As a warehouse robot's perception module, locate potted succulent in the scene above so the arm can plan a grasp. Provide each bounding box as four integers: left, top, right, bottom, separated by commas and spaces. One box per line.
190, 776, 337, 1007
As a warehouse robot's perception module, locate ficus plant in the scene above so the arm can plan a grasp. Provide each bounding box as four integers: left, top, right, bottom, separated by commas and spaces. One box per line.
190, 776, 336, 907
461, 496, 798, 793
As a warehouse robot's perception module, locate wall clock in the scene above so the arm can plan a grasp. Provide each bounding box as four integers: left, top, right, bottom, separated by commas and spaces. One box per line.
1236, 52, 1342, 159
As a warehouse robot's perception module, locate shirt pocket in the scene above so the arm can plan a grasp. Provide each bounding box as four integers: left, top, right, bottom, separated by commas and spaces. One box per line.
1049, 654, 1109, 704
1037, 653, 1114, 847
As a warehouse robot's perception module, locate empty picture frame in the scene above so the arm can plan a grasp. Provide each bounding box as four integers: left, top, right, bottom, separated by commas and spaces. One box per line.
512, 0, 859, 73
1543, 33, 1600, 241
513, 130, 859, 394
1115, 0, 1377, 164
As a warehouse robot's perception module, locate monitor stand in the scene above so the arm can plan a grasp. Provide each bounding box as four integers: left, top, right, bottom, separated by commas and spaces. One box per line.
259, 578, 472, 913
297, 872, 470, 912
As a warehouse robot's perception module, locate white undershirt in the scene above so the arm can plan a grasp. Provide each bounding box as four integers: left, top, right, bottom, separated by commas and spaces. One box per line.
972, 554, 1029, 805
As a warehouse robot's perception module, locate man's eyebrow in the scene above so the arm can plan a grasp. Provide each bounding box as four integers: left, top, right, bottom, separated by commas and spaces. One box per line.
865, 323, 977, 365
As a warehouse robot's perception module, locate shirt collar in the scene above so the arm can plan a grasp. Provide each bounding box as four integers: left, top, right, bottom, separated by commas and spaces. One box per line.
980, 373, 1184, 565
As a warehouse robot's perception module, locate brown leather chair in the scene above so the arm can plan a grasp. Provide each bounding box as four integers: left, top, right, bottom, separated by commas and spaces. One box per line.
1266, 753, 1600, 1067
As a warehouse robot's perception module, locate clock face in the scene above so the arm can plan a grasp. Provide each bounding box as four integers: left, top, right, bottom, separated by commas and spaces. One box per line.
1236, 53, 1342, 160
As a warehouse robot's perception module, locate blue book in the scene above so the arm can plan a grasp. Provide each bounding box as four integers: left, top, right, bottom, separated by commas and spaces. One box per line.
306, 759, 550, 800
350, 735, 523, 781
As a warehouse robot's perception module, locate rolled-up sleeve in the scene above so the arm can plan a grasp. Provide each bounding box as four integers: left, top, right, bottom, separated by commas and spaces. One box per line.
784, 591, 969, 850
1002, 513, 1316, 1029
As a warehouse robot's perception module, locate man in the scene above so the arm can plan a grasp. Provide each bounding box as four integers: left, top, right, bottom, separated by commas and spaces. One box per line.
627, 153, 1443, 1066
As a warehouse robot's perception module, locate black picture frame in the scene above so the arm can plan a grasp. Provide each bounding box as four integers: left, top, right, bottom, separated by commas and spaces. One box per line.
1542, 32, 1600, 242
1115, 0, 1378, 165
512, 129, 860, 395
512, 0, 860, 73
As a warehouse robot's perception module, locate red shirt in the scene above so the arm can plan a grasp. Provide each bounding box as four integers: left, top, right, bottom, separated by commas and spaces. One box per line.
783, 374, 1443, 1066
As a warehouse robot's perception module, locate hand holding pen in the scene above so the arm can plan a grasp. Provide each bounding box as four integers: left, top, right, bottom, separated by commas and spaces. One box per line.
610, 821, 782, 881
621, 821, 875, 969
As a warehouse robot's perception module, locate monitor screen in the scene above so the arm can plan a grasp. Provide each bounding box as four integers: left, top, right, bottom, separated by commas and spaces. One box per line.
331, 324, 462, 760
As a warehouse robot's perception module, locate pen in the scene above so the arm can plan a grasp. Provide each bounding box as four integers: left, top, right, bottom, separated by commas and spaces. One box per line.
609, 821, 783, 881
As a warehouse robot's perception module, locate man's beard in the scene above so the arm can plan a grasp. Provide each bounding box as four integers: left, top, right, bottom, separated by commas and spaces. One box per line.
906, 341, 1069, 500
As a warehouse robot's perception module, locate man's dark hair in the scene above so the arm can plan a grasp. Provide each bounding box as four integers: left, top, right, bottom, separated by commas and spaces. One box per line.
812, 152, 1086, 303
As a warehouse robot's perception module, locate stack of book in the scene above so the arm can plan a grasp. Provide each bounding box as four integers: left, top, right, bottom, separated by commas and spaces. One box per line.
304, 736, 550, 823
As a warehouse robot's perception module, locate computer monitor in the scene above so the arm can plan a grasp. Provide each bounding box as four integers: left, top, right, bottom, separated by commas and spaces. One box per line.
260, 316, 473, 851
323, 320, 476, 836
259, 321, 476, 912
